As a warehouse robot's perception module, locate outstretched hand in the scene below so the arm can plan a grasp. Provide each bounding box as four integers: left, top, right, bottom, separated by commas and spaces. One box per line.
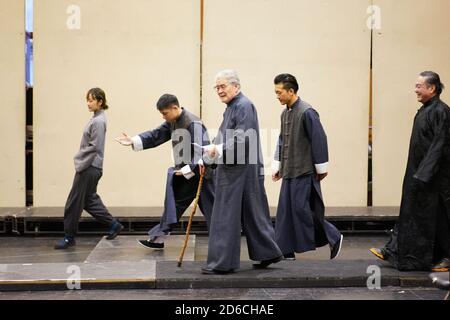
115, 133, 133, 146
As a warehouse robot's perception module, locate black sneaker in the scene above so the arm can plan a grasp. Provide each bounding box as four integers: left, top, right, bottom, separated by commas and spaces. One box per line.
106, 221, 124, 240
330, 234, 343, 259
283, 253, 296, 260
137, 239, 164, 249
54, 237, 76, 250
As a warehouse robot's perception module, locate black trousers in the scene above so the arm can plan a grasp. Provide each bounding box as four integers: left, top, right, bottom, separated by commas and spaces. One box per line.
64, 166, 116, 237
172, 173, 201, 223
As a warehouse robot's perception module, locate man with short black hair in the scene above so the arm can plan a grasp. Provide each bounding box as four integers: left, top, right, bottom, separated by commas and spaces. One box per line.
272, 73, 343, 260
116, 94, 215, 249
370, 71, 450, 272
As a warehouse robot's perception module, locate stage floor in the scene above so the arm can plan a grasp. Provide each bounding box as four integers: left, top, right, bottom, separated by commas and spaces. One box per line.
0, 234, 439, 293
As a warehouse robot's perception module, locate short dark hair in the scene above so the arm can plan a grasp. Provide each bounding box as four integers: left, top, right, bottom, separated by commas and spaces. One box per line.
156, 94, 179, 111
86, 87, 109, 110
420, 71, 445, 95
274, 73, 299, 93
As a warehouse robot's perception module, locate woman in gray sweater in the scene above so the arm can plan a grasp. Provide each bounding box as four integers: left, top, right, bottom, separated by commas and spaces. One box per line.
55, 88, 123, 249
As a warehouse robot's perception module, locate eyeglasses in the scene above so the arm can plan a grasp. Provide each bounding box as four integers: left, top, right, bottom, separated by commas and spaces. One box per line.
213, 83, 229, 91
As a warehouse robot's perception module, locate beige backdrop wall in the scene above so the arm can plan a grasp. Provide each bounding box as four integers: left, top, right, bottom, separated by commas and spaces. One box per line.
0, 0, 25, 207
34, 0, 200, 206
372, 0, 450, 206
202, 0, 371, 207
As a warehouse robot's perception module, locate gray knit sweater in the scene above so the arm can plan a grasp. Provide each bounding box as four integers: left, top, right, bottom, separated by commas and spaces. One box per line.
73, 110, 106, 172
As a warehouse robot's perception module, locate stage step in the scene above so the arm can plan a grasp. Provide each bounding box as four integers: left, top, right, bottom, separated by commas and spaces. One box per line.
0, 261, 156, 291
0, 259, 432, 291
0, 207, 399, 235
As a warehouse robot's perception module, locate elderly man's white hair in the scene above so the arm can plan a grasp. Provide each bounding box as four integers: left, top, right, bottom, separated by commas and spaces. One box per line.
215, 69, 241, 86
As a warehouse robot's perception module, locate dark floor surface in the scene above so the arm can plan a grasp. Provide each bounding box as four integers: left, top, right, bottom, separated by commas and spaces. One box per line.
0, 286, 446, 300
0, 234, 447, 300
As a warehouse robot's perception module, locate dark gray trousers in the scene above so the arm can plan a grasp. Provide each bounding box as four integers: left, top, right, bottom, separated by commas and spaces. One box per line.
206, 166, 282, 271
148, 167, 215, 239
64, 166, 116, 237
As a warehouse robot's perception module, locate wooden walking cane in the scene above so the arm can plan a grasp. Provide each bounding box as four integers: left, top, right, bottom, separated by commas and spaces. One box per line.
177, 172, 204, 267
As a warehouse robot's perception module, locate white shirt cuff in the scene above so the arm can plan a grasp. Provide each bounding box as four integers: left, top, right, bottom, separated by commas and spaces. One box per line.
131, 135, 143, 151
180, 164, 195, 180
315, 162, 328, 174
202, 144, 221, 163
216, 144, 224, 159
271, 160, 281, 175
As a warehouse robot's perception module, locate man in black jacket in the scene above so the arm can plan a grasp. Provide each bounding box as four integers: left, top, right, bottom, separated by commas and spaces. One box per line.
370, 71, 450, 272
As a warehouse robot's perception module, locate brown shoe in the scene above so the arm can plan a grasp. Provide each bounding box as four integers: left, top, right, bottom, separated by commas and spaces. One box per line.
369, 248, 386, 261
431, 258, 450, 272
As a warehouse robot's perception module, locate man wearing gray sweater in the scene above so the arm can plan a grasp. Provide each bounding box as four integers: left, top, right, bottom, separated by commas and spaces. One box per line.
55, 88, 123, 250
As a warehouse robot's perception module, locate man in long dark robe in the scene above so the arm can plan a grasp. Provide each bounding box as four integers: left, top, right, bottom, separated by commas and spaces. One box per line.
271, 74, 343, 260
116, 94, 215, 249
200, 70, 283, 274
370, 71, 450, 272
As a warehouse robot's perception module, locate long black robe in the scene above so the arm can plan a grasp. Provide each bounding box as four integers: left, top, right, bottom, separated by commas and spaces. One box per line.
384, 96, 450, 271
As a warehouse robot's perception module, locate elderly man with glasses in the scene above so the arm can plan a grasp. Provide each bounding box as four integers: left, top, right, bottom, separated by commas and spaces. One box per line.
200, 69, 283, 274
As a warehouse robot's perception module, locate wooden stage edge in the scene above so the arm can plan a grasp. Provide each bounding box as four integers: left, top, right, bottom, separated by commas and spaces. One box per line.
0, 206, 400, 219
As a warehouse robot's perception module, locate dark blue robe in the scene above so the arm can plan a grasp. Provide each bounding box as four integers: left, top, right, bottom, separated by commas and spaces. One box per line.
274, 105, 341, 255
205, 92, 282, 271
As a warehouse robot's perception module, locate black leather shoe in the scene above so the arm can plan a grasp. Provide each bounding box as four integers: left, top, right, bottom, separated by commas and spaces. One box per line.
106, 221, 123, 240
201, 267, 234, 275
137, 239, 164, 249
283, 253, 296, 260
253, 256, 283, 269
429, 272, 450, 290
